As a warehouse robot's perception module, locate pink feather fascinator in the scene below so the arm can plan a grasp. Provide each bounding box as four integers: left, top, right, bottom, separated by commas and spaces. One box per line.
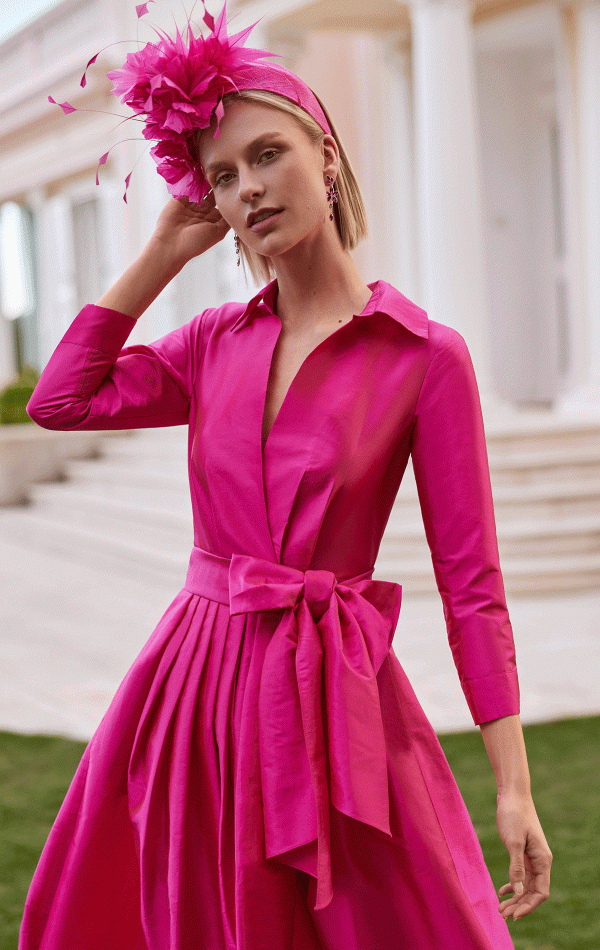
48, 0, 332, 203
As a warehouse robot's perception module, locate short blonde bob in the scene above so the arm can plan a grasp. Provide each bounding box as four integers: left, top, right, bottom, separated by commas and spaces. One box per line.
197, 88, 368, 286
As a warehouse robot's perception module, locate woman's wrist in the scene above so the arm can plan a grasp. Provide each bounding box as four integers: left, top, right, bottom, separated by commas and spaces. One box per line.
142, 233, 191, 273
480, 714, 532, 797
95, 238, 186, 320
496, 781, 532, 799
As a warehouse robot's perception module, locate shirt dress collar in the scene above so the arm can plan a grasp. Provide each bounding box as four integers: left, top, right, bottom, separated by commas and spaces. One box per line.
229, 278, 428, 339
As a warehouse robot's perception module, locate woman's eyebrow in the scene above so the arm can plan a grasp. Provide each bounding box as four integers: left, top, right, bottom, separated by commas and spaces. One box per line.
205, 132, 286, 175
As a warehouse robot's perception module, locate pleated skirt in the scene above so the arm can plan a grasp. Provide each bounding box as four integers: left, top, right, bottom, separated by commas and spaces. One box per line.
19, 586, 515, 950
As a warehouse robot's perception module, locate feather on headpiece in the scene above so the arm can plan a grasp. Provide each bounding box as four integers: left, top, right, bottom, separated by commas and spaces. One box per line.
49, 0, 332, 203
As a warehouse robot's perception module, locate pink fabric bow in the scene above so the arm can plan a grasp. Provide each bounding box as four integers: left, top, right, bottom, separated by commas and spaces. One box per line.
228, 553, 402, 910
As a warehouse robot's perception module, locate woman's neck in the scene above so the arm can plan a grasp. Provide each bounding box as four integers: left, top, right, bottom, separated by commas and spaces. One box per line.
270, 231, 372, 333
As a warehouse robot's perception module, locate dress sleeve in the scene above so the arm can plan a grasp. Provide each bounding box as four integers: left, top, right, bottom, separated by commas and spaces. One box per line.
27, 303, 206, 431
409, 329, 520, 725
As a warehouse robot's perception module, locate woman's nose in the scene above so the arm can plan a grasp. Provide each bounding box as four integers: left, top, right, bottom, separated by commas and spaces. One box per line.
237, 167, 265, 202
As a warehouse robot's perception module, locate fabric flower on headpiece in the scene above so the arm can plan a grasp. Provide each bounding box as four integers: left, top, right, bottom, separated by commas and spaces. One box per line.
49, 0, 331, 203
107, 2, 280, 202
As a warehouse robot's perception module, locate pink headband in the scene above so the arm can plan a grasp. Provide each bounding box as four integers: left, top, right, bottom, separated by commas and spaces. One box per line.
49, 0, 332, 204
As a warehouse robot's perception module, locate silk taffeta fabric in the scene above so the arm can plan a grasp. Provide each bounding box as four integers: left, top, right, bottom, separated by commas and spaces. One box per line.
21, 278, 519, 950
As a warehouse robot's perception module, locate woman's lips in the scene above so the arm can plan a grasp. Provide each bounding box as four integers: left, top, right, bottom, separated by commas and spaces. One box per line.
248, 210, 283, 232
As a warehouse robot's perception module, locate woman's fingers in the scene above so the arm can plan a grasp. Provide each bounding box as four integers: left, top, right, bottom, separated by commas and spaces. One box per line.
495, 792, 552, 921
498, 841, 552, 920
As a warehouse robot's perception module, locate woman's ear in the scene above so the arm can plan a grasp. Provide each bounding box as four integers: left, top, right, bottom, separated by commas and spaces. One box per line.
322, 134, 340, 181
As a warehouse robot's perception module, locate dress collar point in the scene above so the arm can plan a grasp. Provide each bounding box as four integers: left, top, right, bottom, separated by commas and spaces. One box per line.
368, 280, 429, 339
229, 278, 278, 332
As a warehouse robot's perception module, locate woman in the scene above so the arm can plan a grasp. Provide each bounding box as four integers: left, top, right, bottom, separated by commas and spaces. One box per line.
21, 3, 551, 948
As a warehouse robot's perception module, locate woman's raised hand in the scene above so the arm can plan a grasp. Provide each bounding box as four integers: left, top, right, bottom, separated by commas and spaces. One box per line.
95, 191, 232, 320
151, 192, 231, 266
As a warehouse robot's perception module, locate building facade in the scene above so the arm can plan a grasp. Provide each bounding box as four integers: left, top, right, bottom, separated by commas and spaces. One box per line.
1, 0, 599, 426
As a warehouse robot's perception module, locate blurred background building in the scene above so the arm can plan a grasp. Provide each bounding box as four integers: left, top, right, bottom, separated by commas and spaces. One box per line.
1, 0, 600, 737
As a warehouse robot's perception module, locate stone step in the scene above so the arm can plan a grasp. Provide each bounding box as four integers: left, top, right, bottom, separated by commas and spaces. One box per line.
31, 478, 192, 515
65, 458, 190, 493
7, 490, 599, 598
490, 478, 600, 517
31, 481, 192, 531
21, 490, 193, 555
90, 432, 600, 514
374, 550, 600, 596
0, 506, 190, 589
99, 427, 188, 461
383, 514, 600, 557
104, 427, 600, 475
488, 445, 600, 485
484, 414, 600, 454
30, 471, 600, 565
12, 422, 600, 597
392, 473, 600, 519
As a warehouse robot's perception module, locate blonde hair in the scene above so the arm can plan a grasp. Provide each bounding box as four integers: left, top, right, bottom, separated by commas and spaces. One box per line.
198, 88, 368, 286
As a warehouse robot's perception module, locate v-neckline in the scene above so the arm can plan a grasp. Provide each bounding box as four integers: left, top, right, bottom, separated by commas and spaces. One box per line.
260, 287, 376, 456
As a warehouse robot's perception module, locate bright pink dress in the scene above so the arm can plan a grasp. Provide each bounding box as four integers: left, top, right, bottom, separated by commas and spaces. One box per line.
21, 278, 519, 950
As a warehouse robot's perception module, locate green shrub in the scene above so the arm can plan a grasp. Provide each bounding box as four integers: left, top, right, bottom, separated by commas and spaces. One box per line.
0, 366, 40, 425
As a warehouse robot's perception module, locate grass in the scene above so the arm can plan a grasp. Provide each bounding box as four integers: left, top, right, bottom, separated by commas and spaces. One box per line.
0, 732, 87, 950
438, 716, 600, 950
1, 716, 598, 950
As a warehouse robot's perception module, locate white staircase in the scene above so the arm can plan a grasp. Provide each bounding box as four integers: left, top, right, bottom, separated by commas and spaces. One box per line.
376, 416, 600, 594
0, 427, 193, 595
3, 416, 600, 597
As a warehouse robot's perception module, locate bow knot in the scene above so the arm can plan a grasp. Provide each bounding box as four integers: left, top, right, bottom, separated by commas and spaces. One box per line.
303, 569, 335, 621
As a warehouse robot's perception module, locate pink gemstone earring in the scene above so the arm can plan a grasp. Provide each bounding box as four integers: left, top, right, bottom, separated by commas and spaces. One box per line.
234, 232, 241, 265
326, 175, 339, 221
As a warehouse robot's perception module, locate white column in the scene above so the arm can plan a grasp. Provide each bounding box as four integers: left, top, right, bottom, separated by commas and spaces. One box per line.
381, 40, 420, 304
0, 309, 14, 388
0, 201, 15, 385
37, 195, 78, 365
557, 0, 600, 413
408, 0, 510, 417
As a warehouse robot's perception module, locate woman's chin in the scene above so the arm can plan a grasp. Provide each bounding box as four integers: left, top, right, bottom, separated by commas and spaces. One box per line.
246, 235, 292, 258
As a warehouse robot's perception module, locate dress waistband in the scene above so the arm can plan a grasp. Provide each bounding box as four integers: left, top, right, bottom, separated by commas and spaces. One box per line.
184, 546, 235, 604
183, 544, 402, 913
185, 544, 377, 618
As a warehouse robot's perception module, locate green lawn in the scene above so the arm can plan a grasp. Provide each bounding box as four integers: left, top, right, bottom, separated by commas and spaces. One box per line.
1, 716, 598, 950
438, 716, 600, 950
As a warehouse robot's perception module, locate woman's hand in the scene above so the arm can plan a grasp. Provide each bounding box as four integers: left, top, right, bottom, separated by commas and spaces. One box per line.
496, 789, 552, 920
95, 192, 232, 319
151, 192, 231, 267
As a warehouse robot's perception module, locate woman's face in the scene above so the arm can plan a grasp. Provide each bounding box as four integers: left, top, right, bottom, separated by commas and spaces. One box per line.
197, 99, 338, 259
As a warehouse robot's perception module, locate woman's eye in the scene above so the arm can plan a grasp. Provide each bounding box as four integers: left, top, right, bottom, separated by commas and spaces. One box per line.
214, 150, 278, 186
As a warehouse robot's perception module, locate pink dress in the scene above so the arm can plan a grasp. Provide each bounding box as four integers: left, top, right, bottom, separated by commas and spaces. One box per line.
21, 277, 519, 950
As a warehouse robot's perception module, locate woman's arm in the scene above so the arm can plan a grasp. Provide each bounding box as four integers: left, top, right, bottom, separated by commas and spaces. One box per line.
480, 714, 552, 920
410, 329, 520, 725
96, 193, 229, 319
409, 325, 552, 916
27, 194, 230, 430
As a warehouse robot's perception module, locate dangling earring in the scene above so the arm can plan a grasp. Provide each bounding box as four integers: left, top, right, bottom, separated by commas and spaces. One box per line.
234, 232, 241, 266
326, 175, 338, 221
